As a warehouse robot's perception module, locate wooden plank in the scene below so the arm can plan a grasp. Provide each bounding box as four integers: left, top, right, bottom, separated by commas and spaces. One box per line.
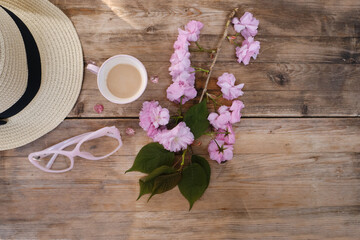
67, 62, 360, 118
70, 88, 360, 118
1, 153, 359, 210
0, 208, 360, 239
1, 118, 359, 239
51, 0, 360, 65
50, 0, 360, 37
80, 62, 360, 92
79, 34, 360, 64
2, 118, 359, 157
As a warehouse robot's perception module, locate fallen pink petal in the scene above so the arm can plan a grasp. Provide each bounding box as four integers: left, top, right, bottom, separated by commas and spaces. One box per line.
94, 104, 104, 114
125, 128, 135, 136
150, 75, 159, 83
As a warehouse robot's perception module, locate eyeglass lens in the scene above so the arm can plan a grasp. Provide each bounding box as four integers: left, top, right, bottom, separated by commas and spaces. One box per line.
79, 134, 120, 158
33, 153, 72, 171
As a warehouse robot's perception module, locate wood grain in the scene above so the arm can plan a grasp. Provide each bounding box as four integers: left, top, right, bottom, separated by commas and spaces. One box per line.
51, 0, 360, 118
2, 118, 359, 157
79, 34, 359, 64
68, 62, 360, 117
1, 0, 360, 239
1, 119, 359, 239
53, 0, 360, 37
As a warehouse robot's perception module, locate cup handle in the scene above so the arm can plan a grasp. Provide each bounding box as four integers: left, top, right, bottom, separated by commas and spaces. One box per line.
86, 63, 100, 75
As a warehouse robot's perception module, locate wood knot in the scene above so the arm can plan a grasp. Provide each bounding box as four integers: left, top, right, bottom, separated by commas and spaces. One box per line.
184, 7, 201, 16
301, 104, 308, 115
74, 102, 84, 116
267, 72, 290, 86
341, 51, 359, 64
145, 26, 156, 33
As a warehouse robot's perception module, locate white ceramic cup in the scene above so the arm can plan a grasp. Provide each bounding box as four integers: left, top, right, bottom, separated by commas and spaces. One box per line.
86, 55, 147, 104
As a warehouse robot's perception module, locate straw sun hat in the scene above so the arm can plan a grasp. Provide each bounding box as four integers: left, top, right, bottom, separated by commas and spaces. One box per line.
0, 0, 83, 150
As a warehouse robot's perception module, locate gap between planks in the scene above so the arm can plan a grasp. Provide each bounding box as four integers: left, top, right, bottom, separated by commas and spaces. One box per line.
65, 116, 360, 120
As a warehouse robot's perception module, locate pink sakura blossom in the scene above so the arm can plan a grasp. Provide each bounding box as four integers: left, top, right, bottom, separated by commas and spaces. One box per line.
154, 122, 194, 152
173, 70, 195, 86
232, 12, 259, 39
236, 37, 260, 65
208, 137, 234, 164
169, 61, 191, 78
217, 124, 236, 145
166, 80, 197, 104
139, 101, 170, 138
184, 20, 204, 42
169, 50, 191, 76
208, 101, 244, 129
151, 107, 169, 128
170, 48, 191, 65
125, 128, 136, 136
208, 106, 231, 130
147, 125, 160, 139
168, 36, 191, 78
230, 100, 245, 124
173, 30, 190, 50
217, 73, 244, 100
139, 101, 158, 131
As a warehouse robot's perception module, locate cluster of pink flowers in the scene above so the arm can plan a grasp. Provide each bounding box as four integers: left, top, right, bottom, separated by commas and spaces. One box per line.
207, 74, 245, 164
138, 17, 254, 163
139, 101, 194, 152
167, 21, 204, 104
140, 21, 204, 153
232, 12, 260, 65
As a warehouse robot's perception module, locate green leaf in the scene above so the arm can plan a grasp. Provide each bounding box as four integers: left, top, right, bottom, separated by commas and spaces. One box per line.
141, 166, 176, 183
178, 163, 208, 210
191, 155, 211, 188
126, 143, 175, 174
184, 99, 209, 139
137, 179, 153, 200
137, 166, 176, 200
148, 172, 182, 201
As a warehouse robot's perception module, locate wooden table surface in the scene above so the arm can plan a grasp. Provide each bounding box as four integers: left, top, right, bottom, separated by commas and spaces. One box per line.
1, 0, 360, 239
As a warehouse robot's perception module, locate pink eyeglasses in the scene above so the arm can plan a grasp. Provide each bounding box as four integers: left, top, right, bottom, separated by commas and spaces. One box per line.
28, 126, 122, 173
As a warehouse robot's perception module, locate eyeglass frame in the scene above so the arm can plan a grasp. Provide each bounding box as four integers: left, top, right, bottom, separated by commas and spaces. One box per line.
28, 126, 122, 173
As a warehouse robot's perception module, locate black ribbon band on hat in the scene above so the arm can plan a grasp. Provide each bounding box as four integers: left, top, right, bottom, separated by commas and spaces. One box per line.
0, 6, 41, 125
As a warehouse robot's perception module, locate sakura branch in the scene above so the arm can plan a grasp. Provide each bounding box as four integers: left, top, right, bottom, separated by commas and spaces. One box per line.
127, 9, 261, 210
199, 8, 239, 103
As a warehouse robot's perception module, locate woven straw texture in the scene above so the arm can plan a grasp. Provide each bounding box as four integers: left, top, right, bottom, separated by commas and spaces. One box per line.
0, 0, 83, 150
0, 7, 28, 112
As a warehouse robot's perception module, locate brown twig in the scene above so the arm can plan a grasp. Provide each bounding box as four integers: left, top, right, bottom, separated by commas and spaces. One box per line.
199, 8, 238, 103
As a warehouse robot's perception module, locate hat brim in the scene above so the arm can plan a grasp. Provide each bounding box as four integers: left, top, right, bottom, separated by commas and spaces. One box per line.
0, 0, 83, 150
